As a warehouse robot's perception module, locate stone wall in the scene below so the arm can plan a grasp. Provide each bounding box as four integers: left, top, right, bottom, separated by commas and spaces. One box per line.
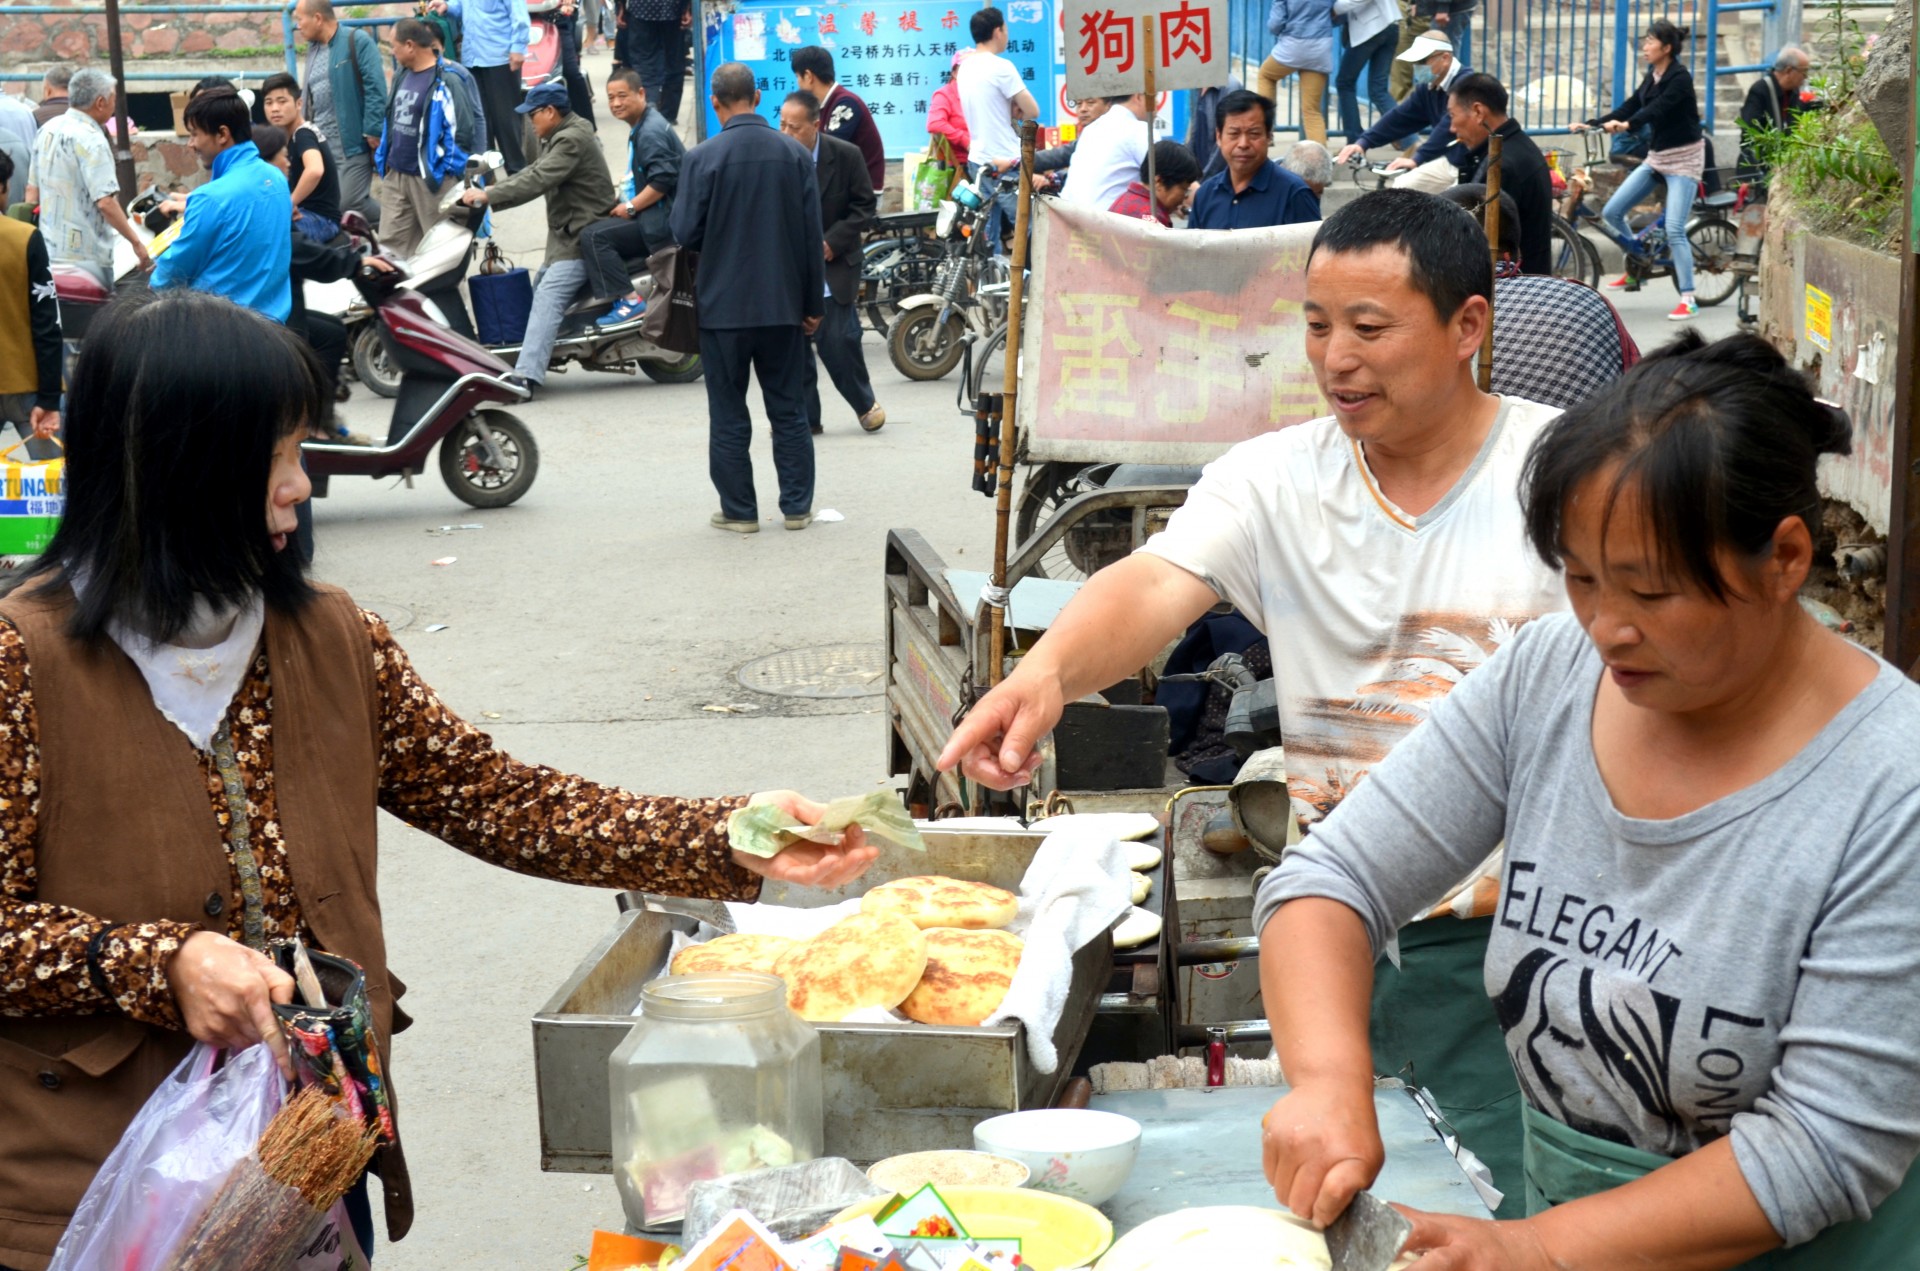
1, 4, 286, 63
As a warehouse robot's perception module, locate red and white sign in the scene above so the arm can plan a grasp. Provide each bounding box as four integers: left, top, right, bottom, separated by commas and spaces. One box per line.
1065, 0, 1228, 98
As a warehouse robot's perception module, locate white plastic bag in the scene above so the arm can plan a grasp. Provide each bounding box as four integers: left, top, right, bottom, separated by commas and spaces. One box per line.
48, 1042, 283, 1271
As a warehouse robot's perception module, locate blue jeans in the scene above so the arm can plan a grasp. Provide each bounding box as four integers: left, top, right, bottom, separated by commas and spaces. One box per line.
513, 259, 589, 382
700, 325, 814, 518
1601, 162, 1697, 294
1335, 22, 1398, 141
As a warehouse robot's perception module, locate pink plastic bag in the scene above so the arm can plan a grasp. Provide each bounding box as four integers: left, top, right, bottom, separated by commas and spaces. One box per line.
48, 1042, 283, 1271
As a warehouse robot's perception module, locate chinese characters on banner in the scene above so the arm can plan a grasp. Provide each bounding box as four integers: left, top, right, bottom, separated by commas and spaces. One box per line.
1019, 201, 1324, 464
702, 0, 1056, 156
1064, 0, 1228, 98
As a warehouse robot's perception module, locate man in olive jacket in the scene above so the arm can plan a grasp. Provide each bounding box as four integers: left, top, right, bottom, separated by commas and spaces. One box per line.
460, 80, 616, 386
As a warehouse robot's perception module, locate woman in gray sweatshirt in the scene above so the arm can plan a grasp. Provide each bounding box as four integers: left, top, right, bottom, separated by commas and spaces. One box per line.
1255, 330, 1920, 1267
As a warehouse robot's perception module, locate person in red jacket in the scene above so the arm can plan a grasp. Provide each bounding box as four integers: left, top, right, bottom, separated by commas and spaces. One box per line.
927, 52, 971, 169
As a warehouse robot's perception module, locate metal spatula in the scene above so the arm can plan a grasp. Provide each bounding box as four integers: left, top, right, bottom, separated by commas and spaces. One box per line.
1325, 1190, 1413, 1271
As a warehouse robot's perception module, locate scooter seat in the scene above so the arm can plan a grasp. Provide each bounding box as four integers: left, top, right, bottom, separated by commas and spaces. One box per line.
1699, 190, 1738, 209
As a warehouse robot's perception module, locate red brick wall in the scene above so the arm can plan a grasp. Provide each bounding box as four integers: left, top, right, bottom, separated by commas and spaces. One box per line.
3, 4, 288, 63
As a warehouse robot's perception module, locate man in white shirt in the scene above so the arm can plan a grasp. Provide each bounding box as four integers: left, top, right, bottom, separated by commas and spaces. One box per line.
939, 188, 1568, 1215
1059, 92, 1150, 211
955, 5, 1037, 249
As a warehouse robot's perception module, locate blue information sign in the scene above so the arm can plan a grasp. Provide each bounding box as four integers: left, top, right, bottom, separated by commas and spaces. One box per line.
702, 0, 1059, 157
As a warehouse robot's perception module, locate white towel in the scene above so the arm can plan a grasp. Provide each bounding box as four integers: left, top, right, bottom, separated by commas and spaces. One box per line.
983, 822, 1135, 1072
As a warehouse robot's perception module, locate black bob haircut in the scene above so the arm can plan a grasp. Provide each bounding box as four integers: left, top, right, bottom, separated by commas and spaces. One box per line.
790, 45, 836, 83
1438, 182, 1519, 257
1308, 188, 1492, 322
1520, 330, 1851, 601
1448, 71, 1508, 115
1140, 139, 1201, 187
1215, 88, 1274, 134
969, 7, 1006, 44
183, 87, 251, 145
23, 290, 323, 642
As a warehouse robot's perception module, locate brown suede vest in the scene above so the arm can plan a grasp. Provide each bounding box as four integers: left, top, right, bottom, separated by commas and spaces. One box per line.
0, 583, 413, 1271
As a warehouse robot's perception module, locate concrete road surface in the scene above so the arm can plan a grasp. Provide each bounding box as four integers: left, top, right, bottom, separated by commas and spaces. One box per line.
333, 54, 1734, 1267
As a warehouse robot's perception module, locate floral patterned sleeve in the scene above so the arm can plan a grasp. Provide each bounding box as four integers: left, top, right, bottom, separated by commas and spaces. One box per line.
367, 613, 762, 902
0, 622, 197, 1029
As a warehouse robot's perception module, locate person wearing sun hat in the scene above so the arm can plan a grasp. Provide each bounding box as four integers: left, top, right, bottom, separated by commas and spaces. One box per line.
1332, 28, 1464, 193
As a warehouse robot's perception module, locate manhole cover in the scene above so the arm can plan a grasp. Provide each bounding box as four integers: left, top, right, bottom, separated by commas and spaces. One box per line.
360, 600, 415, 632
737, 643, 886, 699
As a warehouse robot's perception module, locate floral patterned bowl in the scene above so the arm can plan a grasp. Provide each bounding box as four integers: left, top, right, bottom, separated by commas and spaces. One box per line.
972, 1109, 1142, 1206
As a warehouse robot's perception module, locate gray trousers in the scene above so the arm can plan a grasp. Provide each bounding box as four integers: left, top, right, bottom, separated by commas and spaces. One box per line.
335, 147, 381, 224
379, 172, 450, 260
515, 258, 588, 382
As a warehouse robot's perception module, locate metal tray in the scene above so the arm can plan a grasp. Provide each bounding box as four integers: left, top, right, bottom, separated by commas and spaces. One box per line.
532, 826, 1114, 1172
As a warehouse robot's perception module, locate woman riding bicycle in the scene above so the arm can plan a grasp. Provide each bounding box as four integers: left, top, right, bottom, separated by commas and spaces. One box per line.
1574, 19, 1703, 321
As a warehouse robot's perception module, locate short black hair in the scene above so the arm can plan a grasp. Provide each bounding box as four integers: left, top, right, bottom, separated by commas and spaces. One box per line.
1215, 88, 1274, 135
252, 123, 288, 163
1522, 331, 1850, 601
791, 45, 836, 84
393, 16, 438, 47
1448, 71, 1508, 116
1103, 93, 1132, 105
183, 87, 252, 146
783, 89, 821, 121
608, 67, 644, 92
23, 290, 321, 642
1439, 182, 1519, 256
1308, 188, 1491, 322
190, 75, 236, 100
0, 149, 12, 193
711, 61, 757, 106
970, 7, 1006, 43
261, 71, 301, 103
1141, 139, 1201, 187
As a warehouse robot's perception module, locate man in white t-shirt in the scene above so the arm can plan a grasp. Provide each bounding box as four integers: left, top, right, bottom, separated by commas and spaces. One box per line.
955, 6, 1037, 249
1059, 92, 1150, 211
938, 188, 1568, 1215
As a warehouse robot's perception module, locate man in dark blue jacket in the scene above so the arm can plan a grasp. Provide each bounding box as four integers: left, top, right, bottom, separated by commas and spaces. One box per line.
1333, 28, 1463, 191
670, 63, 825, 534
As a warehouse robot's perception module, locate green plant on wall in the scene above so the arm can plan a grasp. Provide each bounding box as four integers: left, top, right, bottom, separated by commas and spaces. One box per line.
1746, 0, 1901, 249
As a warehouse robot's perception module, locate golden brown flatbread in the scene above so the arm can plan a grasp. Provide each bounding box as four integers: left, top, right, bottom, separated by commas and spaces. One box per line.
781, 912, 929, 1022
899, 927, 1024, 1026
669, 933, 796, 977
859, 875, 1019, 930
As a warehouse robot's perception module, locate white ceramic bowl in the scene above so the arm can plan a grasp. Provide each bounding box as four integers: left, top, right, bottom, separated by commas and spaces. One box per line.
972, 1108, 1142, 1206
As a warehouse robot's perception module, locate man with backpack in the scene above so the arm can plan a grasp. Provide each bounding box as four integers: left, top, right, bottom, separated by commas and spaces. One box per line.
374, 17, 474, 258
293, 0, 387, 223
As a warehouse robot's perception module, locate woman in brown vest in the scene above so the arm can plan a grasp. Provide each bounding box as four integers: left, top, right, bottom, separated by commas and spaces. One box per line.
0, 289, 877, 1271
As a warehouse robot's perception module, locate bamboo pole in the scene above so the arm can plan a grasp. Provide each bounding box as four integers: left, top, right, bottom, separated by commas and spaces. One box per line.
1477, 131, 1503, 394
987, 119, 1038, 687
1143, 21, 1157, 198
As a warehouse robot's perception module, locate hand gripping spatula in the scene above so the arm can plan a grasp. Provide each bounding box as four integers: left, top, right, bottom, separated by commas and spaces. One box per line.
1324, 1190, 1413, 1271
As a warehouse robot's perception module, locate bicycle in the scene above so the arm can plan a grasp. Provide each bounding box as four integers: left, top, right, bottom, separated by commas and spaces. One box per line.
1558, 130, 1741, 306
1341, 152, 1598, 289
858, 210, 945, 338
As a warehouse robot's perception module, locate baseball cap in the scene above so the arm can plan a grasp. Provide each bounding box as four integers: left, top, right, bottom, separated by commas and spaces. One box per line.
1396, 30, 1453, 63
515, 80, 569, 114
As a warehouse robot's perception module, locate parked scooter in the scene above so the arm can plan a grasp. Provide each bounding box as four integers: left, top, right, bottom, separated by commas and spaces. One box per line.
303, 218, 540, 509
887, 169, 1016, 382
334, 152, 700, 396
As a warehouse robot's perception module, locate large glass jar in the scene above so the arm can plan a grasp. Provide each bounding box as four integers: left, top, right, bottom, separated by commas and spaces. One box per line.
609, 971, 824, 1229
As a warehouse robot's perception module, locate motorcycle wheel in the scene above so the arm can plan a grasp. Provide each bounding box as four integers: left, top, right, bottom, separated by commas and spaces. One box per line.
350, 325, 403, 399
439, 409, 540, 508
639, 352, 704, 384
888, 306, 967, 381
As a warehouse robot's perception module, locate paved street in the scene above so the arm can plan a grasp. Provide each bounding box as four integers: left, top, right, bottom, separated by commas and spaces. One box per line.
330, 65, 1736, 1267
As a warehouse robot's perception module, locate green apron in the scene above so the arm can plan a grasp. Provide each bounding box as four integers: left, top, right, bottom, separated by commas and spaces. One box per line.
1369, 915, 1526, 1219
1524, 1102, 1920, 1264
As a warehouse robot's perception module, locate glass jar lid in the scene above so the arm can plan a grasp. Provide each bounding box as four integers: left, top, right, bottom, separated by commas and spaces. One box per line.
640, 971, 788, 1022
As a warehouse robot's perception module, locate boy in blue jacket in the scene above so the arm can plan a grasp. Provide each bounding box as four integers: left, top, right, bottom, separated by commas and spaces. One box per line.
151, 89, 293, 322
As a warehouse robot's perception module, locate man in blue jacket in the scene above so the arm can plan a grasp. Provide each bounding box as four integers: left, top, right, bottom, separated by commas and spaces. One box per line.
294, 0, 387, 223
430, 0, 530, 172
670, 63, 825, 534
374, 18, 474, 258
1333, 29, 1463, 192
151, 89, 293, 321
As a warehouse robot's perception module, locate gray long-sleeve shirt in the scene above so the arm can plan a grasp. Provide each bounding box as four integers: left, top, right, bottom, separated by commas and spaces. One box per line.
1256, 614, 1920, 1246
